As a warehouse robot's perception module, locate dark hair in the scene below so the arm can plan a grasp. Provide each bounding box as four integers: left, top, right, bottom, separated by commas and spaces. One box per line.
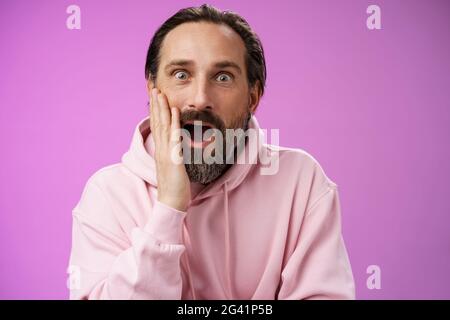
144, 4, 267, 96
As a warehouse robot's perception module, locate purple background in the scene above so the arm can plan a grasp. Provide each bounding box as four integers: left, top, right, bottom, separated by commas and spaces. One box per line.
1, 0, 449, 299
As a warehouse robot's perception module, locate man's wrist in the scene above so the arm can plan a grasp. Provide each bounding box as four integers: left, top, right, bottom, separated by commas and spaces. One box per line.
158, 196, 188, 212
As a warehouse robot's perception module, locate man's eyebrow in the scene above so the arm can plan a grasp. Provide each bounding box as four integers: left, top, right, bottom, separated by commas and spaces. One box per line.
164, 59, 194, 72
213, 60, 242, 74
164, 59, 242, 74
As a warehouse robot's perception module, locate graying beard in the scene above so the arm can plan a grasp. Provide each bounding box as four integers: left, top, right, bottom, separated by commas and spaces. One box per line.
184, 162, 230, 185
184, 112, 251, 185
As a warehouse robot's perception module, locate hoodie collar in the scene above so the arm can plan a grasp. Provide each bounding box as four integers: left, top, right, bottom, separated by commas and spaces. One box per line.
121, 114, 265, 202
121, 117, 157, 186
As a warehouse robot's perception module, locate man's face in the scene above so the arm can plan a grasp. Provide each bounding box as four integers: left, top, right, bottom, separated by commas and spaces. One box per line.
148, 22, 259, 184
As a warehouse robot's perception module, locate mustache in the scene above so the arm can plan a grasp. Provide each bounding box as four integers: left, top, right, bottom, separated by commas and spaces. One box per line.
180, 109, 226, 132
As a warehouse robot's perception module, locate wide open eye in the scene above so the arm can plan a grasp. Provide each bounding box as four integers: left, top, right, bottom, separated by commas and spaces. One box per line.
174, 70, 189, 80
216, 73, 232, 82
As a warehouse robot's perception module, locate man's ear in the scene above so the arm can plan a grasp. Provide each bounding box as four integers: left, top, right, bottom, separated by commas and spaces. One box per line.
248, 81, 262, 114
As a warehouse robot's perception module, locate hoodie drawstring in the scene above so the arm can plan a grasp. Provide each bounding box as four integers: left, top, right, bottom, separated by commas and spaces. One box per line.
182, 222, 196, 300
223, 181, 235, 299
181, 181, 233, 300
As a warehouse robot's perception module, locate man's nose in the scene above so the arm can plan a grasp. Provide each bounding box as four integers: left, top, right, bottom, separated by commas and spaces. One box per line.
187, 78, 214, 112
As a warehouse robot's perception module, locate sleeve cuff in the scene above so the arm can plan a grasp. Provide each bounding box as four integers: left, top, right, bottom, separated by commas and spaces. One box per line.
144, 200, 187, 244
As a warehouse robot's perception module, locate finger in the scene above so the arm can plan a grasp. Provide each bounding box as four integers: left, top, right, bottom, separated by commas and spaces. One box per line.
157, 91, 171, 129
150, 88, 161, 138
170, 107, 181, 142
151, 88, 159, 120
171, 107, 180, 130
149, 88, 155, 129
169, 107, 183, 162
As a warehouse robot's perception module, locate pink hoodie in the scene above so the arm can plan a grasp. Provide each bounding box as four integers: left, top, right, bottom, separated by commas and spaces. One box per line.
68, 115, 355, 300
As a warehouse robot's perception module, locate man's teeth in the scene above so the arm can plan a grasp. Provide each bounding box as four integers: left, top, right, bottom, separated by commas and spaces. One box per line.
202, 127, 214, 141
183, 123, 215, 142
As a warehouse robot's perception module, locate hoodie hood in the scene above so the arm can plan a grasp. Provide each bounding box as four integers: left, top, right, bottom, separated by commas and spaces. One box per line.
121, 114, 266, 203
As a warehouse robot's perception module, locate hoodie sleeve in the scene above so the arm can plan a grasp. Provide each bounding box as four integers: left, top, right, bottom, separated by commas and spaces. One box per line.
68, 179, 187, 300
277, 184, 355, 300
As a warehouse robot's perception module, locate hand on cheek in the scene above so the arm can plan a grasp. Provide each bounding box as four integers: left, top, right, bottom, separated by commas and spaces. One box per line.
149, 88, 191, 212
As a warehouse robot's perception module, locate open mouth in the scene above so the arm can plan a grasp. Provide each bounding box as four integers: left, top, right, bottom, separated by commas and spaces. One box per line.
182, 120, 216, 148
